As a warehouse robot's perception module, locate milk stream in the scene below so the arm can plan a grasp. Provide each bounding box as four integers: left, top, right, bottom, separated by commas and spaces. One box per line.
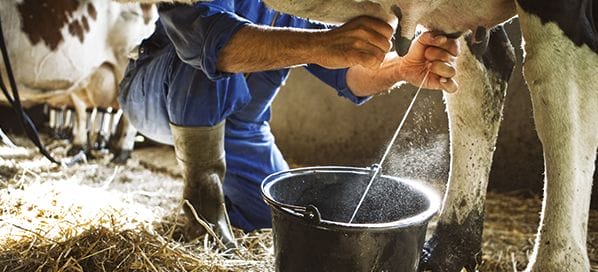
348, 70, 432, 224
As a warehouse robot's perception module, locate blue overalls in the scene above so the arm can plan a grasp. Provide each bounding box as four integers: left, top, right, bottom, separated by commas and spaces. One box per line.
118, 0, 369, 232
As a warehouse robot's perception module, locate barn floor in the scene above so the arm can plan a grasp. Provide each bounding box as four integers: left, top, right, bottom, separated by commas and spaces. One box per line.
0, 139, 596, 272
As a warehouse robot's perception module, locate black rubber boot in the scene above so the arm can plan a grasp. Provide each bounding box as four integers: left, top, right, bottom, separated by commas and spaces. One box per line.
170, 121, 237, 249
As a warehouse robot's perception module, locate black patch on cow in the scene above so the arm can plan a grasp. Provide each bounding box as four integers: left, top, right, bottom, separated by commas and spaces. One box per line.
517, 0, 598, 53
419, 211, 484, 272
17, 0, 97, 50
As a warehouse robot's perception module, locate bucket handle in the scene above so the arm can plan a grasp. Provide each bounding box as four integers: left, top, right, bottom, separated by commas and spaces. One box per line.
262, 166, 379, 226
279, 203, 322, 224
302, 204, 322, 223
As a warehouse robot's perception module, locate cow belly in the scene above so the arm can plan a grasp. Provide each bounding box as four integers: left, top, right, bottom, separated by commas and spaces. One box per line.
263, 0, 395, 24
262, 0, 515, 35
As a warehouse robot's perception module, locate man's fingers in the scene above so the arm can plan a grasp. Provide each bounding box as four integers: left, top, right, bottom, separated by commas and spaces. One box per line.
350, 27, 392, 53
320, 16, 394, 69
419, 32, 460, 56
424, 47, 457, 63
349, 16, 394, 52
440, 77, 458, 93
421, 32, 459, 92
428, 61, 456, 79
426, 74, 459, 93
346, 16, 394, 53
435, 34, 460, 56
349, 16, 394, 39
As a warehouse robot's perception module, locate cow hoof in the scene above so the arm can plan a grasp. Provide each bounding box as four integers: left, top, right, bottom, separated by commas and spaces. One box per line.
419, 236, 480, 272
524, 262, 590, 272
523, 241, 590, 272
419, 213, 483, 272
110, 149, 132, 164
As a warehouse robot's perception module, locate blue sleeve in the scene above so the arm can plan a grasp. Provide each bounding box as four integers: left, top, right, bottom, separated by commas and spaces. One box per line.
304, 64, 371, 105
158, 1, 251, 80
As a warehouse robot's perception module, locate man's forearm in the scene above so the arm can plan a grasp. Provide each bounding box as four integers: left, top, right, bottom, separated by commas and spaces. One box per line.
217, 17, 394, 74
218, 24, 403, 97
216, 25, 325, 73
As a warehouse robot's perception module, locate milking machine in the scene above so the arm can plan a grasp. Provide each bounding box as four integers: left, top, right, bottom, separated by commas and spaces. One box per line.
86, 107, 123, 152
45, 105, 75, 140
43, 105, 123, 154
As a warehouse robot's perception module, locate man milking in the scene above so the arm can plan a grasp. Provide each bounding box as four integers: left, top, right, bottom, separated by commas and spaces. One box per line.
118, 0, 459, 248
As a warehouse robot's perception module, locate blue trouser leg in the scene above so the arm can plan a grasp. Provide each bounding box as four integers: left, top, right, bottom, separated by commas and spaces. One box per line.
222, 117, 289, 231
120, 47, 288, 232
224, 172, 273, 231
119, 46, 253, 144
119, 47, 175, 145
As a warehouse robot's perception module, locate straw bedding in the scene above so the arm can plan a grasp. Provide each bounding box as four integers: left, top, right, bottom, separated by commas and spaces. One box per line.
0, 142, 596, 272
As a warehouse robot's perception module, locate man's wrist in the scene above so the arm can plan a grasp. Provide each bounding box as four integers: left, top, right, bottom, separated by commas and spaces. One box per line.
301, 30, 328, 66
387, 52, 406, 83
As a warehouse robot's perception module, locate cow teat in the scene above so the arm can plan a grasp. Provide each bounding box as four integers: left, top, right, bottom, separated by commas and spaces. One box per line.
393, 28, 464, 57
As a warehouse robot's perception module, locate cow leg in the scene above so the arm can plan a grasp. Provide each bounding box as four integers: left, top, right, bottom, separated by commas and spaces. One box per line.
87, 108, 106, 150
516, 7, 598, 272
84, 63, 120, 152
68, 92, 90, 157
45, 95, 75, 140
109, 113, 137, 164
420, 27, 516, 272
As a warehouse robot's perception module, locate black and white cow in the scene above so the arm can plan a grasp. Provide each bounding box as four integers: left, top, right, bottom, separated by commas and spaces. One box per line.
0, 0, 157, 162
111, 0, 597, 270
258, 0, 597, 271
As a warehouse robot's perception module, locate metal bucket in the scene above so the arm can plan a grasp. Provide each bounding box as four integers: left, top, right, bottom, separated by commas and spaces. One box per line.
261, 166, 440, 272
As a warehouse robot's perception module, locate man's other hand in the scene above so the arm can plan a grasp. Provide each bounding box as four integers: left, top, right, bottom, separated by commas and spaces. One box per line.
315, 16, 394, 70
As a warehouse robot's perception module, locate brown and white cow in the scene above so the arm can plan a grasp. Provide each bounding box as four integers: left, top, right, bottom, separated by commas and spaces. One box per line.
258, 0, 597, 271
0, 0, 157, 162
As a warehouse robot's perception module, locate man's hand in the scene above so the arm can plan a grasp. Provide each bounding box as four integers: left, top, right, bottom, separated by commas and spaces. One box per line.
346, 31, 460, 97
399, 32, 460, 93
314, 16, 394, 70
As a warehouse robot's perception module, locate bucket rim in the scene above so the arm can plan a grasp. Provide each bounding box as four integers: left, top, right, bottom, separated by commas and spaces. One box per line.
261, 166, 441, 230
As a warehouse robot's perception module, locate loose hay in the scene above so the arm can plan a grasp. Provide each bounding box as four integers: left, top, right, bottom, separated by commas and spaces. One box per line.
0, 140, 596, 272
0, 226, 273, 272
0, 142, 273, 272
